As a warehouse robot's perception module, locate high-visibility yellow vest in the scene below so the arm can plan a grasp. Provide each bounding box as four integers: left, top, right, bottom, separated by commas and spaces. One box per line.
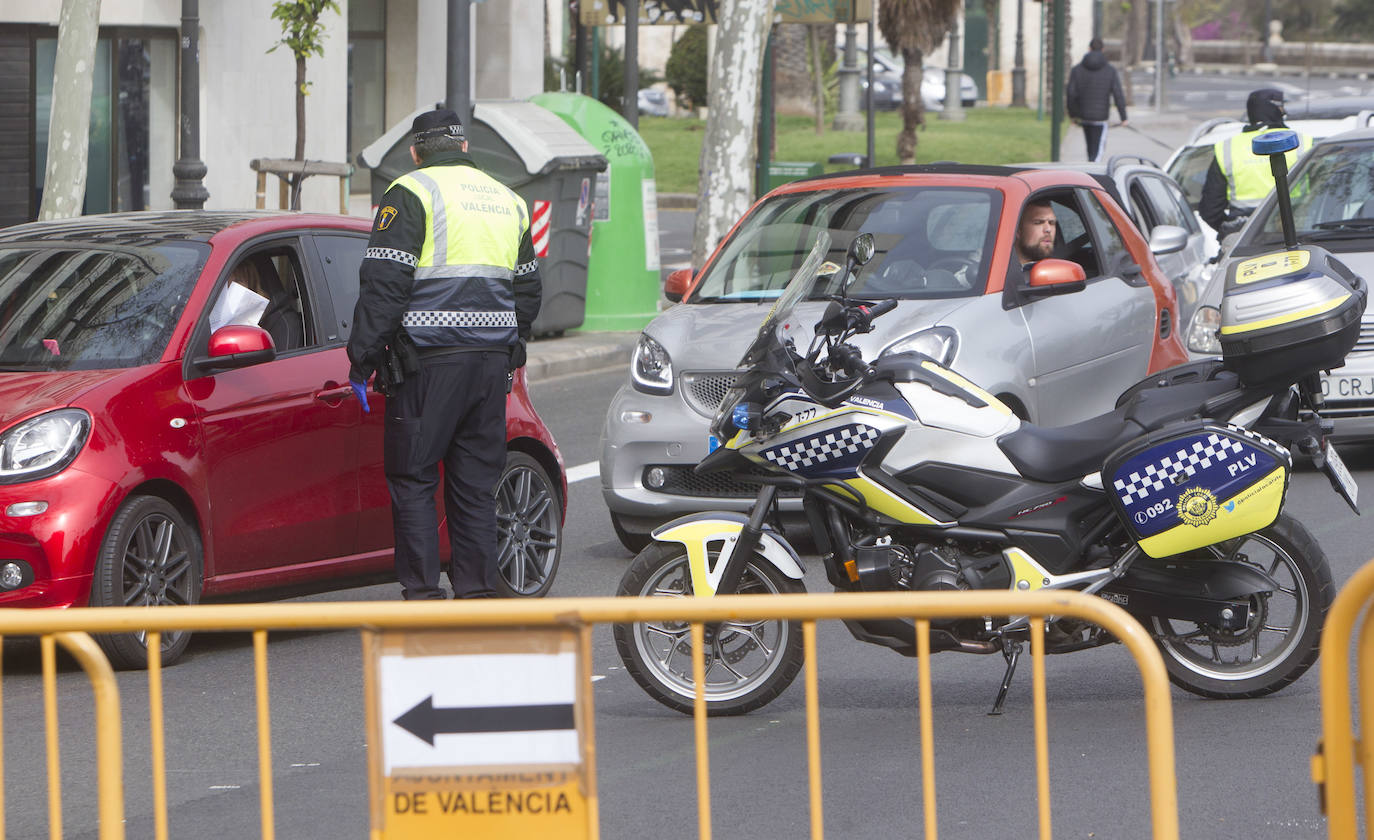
389, 163, 530, 348
1215, 129, 1314, 210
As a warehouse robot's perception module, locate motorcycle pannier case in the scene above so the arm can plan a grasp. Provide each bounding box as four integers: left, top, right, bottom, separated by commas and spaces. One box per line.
1104, 422, 1292, 559
1219, 244, 1366, 388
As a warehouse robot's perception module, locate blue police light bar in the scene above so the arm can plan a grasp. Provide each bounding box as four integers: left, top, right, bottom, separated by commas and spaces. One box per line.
1253, 129, 1300, 156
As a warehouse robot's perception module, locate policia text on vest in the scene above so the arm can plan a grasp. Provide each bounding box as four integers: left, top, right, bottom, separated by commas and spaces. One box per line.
346, 108, 543, 601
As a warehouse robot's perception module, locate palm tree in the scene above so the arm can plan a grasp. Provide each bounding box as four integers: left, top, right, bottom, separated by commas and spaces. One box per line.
879, 0, 962, 163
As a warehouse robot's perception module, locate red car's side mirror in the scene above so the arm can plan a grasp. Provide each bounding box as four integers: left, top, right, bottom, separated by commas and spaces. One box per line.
664, 268, 693, 303
195, 325, 277, 371
1027, 258, 1088, 293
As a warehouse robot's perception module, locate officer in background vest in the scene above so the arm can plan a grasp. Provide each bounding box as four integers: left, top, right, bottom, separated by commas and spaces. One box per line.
347, 107, 542, 600
1199, 88, 1313, 244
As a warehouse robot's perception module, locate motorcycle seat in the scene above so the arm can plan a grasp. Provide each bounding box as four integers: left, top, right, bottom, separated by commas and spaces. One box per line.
998, 376, 1245, 483
998, 407, 1145, 483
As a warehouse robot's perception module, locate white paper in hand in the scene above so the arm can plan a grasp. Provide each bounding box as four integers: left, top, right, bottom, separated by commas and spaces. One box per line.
209, 282, 269, 333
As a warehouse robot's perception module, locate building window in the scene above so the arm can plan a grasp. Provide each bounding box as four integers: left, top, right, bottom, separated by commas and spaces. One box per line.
349, 0, 387, 193
17, 26, 175, 223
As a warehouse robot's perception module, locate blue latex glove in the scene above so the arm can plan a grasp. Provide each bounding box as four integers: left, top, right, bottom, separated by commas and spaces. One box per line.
350, 378, 370, 413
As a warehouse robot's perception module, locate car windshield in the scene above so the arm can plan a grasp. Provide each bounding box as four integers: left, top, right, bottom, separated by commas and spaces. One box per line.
0, 242, 208, 371
690, 186, 1001, 304
1250, 141, 1374, 246
737, 231, 830, 369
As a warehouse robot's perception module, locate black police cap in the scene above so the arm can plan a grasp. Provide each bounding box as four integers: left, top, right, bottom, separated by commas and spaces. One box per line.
412, 108, 465, 143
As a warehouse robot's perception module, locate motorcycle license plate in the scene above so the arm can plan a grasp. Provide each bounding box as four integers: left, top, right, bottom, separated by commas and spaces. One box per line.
1323, 439, 1359, 511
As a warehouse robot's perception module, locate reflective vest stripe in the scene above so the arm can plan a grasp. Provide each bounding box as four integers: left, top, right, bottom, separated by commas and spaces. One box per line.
414, 264, 514, 281
403, 170, 449, 264
401, 310, 518, 328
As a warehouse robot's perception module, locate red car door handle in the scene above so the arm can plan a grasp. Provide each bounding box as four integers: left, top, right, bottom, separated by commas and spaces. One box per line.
316, 384, 354, 403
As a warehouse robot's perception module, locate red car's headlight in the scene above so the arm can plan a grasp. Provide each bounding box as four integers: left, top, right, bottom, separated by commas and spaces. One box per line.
0, 409, 92, 484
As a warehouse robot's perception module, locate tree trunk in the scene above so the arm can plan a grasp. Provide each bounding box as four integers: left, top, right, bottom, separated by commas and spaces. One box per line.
809, 24, 826, 134
291, 55, 307, 210
691, 0, 772, 269
896, 47, 924, 164
39, 0, 102, 220
1170, 4, 1193, 69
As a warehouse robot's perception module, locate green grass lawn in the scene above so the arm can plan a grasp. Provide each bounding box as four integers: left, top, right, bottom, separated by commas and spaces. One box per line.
639, 107, 1068, 195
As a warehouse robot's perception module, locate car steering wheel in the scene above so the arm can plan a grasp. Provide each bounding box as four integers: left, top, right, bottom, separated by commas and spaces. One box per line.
929, 256, 978, 274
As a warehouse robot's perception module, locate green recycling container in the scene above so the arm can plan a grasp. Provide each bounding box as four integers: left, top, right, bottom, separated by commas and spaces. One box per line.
766, 161, 823, 191
531, 93, 660, 332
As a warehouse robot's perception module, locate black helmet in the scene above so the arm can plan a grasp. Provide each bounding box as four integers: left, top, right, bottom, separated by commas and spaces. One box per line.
1246, 88, 1287, 128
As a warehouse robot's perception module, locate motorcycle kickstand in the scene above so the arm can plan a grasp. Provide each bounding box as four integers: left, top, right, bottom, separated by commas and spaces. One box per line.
988, 637, 1024, 716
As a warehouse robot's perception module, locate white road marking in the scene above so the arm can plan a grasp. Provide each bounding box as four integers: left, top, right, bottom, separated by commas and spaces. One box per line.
567, 461, 600, 484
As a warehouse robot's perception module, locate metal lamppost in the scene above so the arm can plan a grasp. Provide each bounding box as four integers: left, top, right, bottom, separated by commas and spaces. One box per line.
1010, 0, 1026, 107
171, 0, 208, 209
1260, 0, 1273, 63
447, 0, 473, 128
941, 7, 966, 121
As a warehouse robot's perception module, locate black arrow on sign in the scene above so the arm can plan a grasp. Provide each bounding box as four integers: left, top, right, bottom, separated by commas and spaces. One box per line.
393, 696, 576, 746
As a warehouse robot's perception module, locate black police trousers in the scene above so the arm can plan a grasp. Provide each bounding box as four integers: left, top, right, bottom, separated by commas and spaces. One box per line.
383, 349, 507, 599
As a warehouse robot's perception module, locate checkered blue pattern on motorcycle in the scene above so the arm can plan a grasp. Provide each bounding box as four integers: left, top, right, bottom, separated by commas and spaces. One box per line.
760, 423, 880, 478
1107, 424, 1289, 539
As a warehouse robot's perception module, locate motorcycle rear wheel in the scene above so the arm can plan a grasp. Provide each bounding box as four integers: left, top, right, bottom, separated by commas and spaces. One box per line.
613, 541, 806, 715
1148, 512, 1333, 699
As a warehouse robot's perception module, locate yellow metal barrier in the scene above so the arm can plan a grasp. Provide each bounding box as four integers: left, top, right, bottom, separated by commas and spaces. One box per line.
0, 590, 1179, 840
1315, 557, 1374, 836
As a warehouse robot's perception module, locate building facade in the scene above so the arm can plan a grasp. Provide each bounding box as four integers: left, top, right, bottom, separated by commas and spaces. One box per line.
0, 0, 544, 227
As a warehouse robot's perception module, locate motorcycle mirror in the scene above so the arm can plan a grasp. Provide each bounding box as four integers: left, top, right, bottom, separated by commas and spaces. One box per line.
847, 233, 876, 268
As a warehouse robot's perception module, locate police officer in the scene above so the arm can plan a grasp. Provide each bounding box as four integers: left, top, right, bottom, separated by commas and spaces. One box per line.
1199, 88, 1312, 243
347, 108, 541, 600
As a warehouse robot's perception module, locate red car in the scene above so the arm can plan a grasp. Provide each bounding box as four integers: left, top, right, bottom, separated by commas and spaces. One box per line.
0, 212, 566, 667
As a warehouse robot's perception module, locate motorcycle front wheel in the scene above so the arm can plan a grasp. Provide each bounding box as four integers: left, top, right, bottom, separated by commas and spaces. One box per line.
612, 541, 806, 716
1149, 512, 1334, 699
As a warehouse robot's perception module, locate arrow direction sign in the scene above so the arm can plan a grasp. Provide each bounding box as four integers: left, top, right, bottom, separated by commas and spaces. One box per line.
393, 697, 577, 745
366, 627, 595, 840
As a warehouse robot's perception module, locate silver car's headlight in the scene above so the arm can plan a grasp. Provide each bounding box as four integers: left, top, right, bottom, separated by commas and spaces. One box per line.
631, 334, 674, 395
0, 409, 91, 484
1186, 305, 1222, 355
881, 326, 959, 367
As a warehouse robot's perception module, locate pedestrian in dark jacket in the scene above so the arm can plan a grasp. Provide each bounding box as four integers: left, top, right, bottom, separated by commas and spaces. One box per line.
1066, 38, 1128, 162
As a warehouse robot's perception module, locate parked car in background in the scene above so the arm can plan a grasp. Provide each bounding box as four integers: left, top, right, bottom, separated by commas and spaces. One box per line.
1028, 156, 1213, 331
600, 165, 1189, 550
638, 88, 670, 117
0, 211, 566, 668
1164, 96, 1374, 257
1184, 127, 1374, 438
844, 46, 978, 111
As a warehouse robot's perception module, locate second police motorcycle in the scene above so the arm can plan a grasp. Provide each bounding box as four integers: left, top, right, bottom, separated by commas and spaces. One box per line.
613, 130, 1365, 715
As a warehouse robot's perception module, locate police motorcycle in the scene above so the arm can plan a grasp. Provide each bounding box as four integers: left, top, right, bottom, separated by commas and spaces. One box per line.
613, 130, 1365, 716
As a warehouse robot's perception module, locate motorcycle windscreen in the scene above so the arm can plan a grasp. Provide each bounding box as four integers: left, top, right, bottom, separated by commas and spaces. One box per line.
1104, 423, 1291, 559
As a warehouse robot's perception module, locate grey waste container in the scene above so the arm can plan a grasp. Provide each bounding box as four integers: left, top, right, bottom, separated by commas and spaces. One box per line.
359, 103, 608, 336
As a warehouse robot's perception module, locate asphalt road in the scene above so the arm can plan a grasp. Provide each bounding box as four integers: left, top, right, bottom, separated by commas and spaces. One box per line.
8, 363, 1374, 839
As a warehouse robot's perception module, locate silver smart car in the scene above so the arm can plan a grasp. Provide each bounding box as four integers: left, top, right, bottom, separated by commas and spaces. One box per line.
599, 166, 1192, 550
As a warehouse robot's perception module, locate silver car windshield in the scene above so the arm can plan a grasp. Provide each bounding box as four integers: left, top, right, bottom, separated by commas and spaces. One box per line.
0, 243, 207, 371
1253, 141, 1374, 243
690, 186, 1001, 304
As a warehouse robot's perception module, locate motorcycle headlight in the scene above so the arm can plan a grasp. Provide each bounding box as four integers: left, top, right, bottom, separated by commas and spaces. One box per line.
0, 409, 91, 484
881, 327, 959, 367
631, 334, 673, 395
1186, 305, 1222, 355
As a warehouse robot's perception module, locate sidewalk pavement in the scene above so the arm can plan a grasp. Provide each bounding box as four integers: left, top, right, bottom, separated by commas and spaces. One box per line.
525, 330, 640, 384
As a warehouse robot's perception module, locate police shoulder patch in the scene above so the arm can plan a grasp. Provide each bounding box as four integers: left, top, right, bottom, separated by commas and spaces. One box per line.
377, 205, 397, 230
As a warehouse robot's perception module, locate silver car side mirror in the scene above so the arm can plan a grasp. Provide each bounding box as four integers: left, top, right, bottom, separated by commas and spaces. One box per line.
1148, 224, 1189, 256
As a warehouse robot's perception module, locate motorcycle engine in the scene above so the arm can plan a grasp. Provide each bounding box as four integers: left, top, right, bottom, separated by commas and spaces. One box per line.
854, 541, 971, 592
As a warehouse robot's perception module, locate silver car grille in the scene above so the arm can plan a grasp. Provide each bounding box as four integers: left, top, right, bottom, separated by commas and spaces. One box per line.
1353, 320, 1374, 355
681, 372, 740, 417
